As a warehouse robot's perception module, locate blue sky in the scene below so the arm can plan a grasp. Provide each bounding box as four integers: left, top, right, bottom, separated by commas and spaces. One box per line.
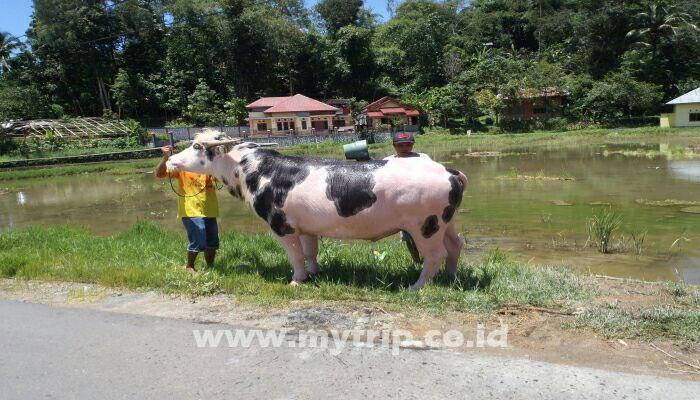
0, 0, 393, 39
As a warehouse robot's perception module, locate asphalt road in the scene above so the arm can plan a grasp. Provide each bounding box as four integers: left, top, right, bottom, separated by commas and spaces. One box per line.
1, 299, 698, 399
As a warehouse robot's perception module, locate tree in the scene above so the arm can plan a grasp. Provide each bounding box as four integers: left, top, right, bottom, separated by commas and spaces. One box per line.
315, 0, 364, 34
0, 32, 21, 73
576, 72, 663, 122
223, 97, 248, 125
183, 79, 222, 126
626, 3, 699, 53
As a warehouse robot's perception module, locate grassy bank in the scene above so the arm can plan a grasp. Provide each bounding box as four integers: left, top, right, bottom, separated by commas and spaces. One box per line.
1, 223, 698, 345
0, 222, 591, 314
0, 159, 154, 182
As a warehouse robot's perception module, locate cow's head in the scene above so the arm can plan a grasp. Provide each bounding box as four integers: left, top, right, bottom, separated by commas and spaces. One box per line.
166, 130, 241, 175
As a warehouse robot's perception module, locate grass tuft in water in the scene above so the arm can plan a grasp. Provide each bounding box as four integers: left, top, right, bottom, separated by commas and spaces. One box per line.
587, 208, 623, 254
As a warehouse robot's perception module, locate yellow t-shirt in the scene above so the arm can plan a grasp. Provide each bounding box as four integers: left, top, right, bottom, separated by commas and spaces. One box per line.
167, 169, 219, 218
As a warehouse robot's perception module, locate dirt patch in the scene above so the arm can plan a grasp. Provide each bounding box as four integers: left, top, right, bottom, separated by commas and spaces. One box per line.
551, 200, 573, 206
1, 278, 698, 381
636, 199, 700, 207
498, 175, 575, 181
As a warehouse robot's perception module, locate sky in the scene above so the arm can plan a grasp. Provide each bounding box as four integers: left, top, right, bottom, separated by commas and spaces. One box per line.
0, 0, 393, 39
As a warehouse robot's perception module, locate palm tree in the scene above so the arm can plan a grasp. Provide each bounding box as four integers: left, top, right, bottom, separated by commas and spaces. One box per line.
0, 32, 21, 73
626, 3, 699, 53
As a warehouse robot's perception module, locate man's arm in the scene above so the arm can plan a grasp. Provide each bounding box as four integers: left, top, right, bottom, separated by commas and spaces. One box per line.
154, 146, 173, 178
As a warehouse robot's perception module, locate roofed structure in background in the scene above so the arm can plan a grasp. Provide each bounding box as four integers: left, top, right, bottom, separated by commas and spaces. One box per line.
661, 87, 700, 128
1, 118, 132, 139
246, 94, 338, 114
666, 87, 700, 105
358, 97, 420, 131
246, 94, 352, 135
500, 87, 569, 121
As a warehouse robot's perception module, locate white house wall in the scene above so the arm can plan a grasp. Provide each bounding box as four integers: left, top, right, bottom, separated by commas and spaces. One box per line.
674, 103, 700, 127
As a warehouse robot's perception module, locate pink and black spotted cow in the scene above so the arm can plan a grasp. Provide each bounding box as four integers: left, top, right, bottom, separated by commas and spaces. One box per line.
166, 131, 467, 290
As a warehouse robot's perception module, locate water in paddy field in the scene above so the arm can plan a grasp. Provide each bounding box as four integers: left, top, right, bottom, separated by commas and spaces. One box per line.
1, 141, 699, 283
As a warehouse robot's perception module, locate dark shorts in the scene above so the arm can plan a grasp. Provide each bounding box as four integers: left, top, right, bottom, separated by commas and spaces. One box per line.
182, 217, 219, 252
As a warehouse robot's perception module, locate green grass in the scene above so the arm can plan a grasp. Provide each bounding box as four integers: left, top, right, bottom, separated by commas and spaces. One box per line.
0, 146, 147, 162
587, 208, 623, 254
567, 306, 700, 348
0, 160, 155, 181
0, 222, 592, 313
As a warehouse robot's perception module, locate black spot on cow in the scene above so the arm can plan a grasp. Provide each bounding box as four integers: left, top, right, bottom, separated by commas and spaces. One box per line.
421, 215, 440, 238
206, 148, 216, 161
199, 160, 205, 166
234, 169, 239, 179
221, 177, 228, 186
325, 160, 387, 217
228, 186, 241, 199
445, 167, 460, 176
239, 149, 386, 235
442, 173, 464, 223
245, 170, 261, 193
269, 209, 294, 236
239, 156, 251, 173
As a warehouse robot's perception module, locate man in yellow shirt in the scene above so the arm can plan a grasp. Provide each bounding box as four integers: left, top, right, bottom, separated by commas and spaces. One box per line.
155, 146, 219, 274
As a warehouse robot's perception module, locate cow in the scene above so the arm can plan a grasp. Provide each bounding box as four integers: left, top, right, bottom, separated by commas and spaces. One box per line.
165, 131, 468, 290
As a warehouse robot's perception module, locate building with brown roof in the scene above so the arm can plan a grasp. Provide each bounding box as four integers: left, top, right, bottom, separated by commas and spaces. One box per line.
500, 87, 568, 120
246, 94, 353, 135
357, 96, 420, 131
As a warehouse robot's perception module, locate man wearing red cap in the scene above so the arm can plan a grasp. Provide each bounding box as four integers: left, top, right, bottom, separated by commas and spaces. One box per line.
383, 131, 430, 160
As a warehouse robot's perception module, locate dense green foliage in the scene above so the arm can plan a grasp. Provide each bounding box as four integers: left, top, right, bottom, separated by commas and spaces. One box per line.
0, 0, 698, 126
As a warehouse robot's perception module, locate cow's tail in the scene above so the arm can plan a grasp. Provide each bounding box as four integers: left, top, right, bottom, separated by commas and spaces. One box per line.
447, 167, 468, 193
456, 171, 468, 192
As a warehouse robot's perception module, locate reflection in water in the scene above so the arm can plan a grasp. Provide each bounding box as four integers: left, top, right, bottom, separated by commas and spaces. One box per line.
1, 144, 700, 283
16, 192, 26, 206
668, 160, 700, 183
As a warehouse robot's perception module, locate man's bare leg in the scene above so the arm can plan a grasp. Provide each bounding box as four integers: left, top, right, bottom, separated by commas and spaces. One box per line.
186, 251, 198, 274
204, 248, 216, 268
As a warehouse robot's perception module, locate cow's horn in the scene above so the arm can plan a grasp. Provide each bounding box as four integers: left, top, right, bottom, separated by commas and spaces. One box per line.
200, 138, 241, 148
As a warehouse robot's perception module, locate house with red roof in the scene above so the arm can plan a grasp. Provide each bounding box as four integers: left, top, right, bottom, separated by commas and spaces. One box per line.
246, 94, 353, 135
357, 96, 420, 131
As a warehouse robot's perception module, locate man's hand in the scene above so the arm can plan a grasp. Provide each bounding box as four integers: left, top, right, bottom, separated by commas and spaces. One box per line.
155, 146, 172, 178
161, 145, 172, 159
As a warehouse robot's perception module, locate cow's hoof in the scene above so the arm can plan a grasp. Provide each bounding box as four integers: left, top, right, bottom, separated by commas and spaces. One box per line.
289, 281, 301, 287
408, 283, 423, 292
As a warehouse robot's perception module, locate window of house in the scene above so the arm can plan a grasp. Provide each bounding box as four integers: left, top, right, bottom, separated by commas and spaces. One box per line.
283, 121, 289, 130
690, 113, 700, 122
301, 120, 307, 130
533, 106, 547, 115
290, 122, 295, 130
277, 122, 283, 131
334, 119, 345, 127
257, 122, 267, 132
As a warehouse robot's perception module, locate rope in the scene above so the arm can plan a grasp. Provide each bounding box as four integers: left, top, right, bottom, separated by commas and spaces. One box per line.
167, 171, 222, 198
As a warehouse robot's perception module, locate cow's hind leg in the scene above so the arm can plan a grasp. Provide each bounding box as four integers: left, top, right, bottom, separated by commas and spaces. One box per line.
408, 230, 448, 291
300, 234, 320, 275
443, 224, 463, 276
275, 234, 308, 285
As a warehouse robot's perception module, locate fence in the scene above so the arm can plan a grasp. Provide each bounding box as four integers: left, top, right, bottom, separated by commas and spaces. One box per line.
146, 126, 391, 148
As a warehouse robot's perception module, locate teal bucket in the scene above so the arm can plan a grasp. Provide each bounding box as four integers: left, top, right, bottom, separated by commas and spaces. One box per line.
343, 140, 370, 161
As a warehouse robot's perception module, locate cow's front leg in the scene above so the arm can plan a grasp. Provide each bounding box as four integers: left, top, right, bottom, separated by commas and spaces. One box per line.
300, 234, 320, 275
275, 234, 308, 286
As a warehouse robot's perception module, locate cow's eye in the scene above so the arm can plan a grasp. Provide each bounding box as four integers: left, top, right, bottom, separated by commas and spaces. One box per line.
193, 143, 202, 151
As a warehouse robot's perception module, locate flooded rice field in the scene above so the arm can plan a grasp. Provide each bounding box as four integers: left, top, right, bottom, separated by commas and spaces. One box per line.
2, 141, 699, 283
